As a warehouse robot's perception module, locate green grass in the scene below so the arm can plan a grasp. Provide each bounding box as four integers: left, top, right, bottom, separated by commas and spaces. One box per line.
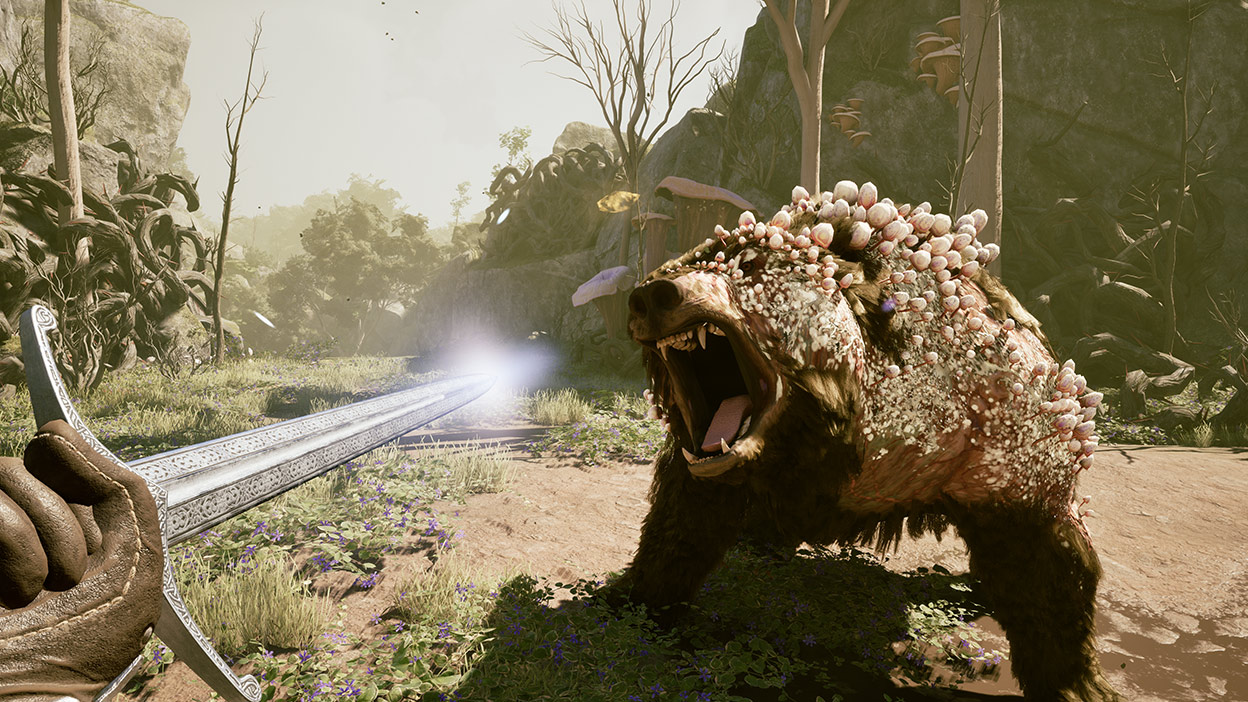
177, 548, 331, 658
527, 389, 666, 466
391, 550, 513, 635
419, 442, 516, 496
0, 355, 419, 460
526, 388, 593, 425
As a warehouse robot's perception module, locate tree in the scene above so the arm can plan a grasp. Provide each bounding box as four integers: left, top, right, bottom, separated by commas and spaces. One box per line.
491, 126, 533, 179
951, 0, 1003, 273
212, 17, 268, 364
268, 200, 445, 354
44, 0, 83, 224
450, 180, 472, 230
763, 0, 852, 195
525, 0, 722, 208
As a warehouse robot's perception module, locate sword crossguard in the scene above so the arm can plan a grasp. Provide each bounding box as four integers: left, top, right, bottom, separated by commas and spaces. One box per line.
17, 305, 493, 701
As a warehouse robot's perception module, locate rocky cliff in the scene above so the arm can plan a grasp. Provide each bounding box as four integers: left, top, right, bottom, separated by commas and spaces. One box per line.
0, 0, 191, 169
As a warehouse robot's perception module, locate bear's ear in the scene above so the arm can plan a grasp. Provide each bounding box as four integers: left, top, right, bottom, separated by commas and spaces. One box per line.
838, 268, 898, 354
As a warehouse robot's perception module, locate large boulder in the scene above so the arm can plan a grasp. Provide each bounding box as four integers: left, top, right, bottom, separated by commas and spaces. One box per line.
0, 122, 122, 196
551, 121, 618, 157
0, 0, 191, 168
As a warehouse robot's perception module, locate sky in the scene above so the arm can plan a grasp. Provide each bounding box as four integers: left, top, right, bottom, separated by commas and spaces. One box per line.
135, 0, 766, 228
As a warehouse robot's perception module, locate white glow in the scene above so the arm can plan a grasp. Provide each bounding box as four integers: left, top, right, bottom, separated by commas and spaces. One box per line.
441, 335, 555, 393
252, 310, 276, 328
428, 334, 559, 420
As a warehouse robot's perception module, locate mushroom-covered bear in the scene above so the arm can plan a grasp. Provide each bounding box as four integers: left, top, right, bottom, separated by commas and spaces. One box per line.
615, 182, 1121, 701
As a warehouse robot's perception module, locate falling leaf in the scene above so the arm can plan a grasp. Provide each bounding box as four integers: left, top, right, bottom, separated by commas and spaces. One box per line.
597, 190, 640, 213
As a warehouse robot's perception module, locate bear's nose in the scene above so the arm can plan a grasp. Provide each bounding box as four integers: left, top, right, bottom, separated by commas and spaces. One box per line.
629, 278, 683, 322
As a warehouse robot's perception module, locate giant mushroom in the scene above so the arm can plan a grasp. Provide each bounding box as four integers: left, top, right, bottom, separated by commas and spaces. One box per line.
572, 265, 637, 341
633, 212, 676, 276
654, 177, 757, 254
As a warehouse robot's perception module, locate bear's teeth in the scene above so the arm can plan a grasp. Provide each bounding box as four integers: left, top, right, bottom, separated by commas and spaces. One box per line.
682, 447, 698, 463
698, 325, 707, 349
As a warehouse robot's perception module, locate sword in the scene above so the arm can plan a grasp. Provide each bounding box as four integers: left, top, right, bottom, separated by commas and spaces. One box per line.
18, 305, 495, 701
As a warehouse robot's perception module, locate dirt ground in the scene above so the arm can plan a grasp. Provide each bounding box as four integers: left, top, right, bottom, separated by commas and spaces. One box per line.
397, 426, 1248, 701
125, 422, 1247, 701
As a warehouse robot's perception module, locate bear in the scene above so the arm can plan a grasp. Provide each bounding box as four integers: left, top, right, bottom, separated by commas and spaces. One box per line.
612, 181, 1122, 701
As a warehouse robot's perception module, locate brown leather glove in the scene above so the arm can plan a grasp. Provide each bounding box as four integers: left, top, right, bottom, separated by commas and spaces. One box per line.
0, 421, 163, 702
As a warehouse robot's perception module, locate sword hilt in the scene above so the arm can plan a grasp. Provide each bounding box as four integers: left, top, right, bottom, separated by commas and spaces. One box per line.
21, 305, 262, 702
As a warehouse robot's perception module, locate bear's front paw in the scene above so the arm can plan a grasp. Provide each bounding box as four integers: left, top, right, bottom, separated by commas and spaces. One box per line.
593, 571, 689, 628
594, 572, 636, 610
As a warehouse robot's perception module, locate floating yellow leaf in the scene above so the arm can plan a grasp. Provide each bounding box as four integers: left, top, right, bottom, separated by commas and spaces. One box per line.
597, 190, 640, 213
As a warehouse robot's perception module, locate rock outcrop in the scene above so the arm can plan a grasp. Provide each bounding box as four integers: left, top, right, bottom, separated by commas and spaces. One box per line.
0, 122, 122, 195
551, 121, 618, 157
0, 0, 191, 168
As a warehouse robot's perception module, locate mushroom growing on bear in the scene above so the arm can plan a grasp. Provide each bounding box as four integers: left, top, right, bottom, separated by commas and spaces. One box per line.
614, 182, 1121, 701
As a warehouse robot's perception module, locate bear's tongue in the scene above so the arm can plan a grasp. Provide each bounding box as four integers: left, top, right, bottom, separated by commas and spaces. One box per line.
700, 395, 752, 452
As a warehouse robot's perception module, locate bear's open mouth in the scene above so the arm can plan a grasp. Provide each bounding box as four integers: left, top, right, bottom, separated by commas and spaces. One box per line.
642, 318, 782, 477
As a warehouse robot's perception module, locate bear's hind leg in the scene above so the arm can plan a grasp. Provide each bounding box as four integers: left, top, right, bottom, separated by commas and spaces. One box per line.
951, 504, 1122, 701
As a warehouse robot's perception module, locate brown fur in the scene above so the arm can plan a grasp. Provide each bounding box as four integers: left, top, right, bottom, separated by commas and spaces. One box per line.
612, 222, 1122, 699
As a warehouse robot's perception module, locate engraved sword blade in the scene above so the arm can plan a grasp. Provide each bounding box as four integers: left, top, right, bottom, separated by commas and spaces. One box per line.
18, 305, 494, 702
134, 372, 492, 544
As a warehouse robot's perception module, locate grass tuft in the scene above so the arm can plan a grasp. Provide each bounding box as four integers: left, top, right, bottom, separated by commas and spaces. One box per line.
178, 549, 330, 657
526, 388, 592, 425
391, 551, 511, 632
419, 442, 516, 496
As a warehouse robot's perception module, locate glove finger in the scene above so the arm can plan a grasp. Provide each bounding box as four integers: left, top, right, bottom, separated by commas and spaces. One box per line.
0, 457, 87, 591
0, 474, 49, 609
23, 420, 162, 575
23, 421, 130, 505
68, 502, 104, 555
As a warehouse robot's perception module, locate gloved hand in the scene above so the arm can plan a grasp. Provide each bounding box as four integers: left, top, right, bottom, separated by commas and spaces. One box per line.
0, 420, 163, 702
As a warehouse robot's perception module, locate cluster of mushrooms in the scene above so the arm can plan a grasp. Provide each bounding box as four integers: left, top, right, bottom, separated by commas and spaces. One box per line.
910, 15, 962, 106
672, 180, 1102, 485
828, 98, 870, 147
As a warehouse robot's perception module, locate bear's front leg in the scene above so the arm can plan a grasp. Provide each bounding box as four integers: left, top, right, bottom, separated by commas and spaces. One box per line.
605, 440, 749, 614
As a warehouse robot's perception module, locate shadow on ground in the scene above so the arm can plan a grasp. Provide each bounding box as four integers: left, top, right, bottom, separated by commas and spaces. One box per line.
446, 545, 1020, 701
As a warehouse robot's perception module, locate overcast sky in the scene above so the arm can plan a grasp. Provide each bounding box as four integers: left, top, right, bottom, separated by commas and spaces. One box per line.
135, 0, 765, 228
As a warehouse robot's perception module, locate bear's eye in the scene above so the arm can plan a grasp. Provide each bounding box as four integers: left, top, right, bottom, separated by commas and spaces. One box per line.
739, 252, 766, 274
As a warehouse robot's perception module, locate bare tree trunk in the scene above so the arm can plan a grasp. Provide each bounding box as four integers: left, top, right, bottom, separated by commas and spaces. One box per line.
801, 0, 828, 194
955, 0, 1002, 274
213, 19, 267, 364
44, 0, 83, 227
765, 0, 851, 196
